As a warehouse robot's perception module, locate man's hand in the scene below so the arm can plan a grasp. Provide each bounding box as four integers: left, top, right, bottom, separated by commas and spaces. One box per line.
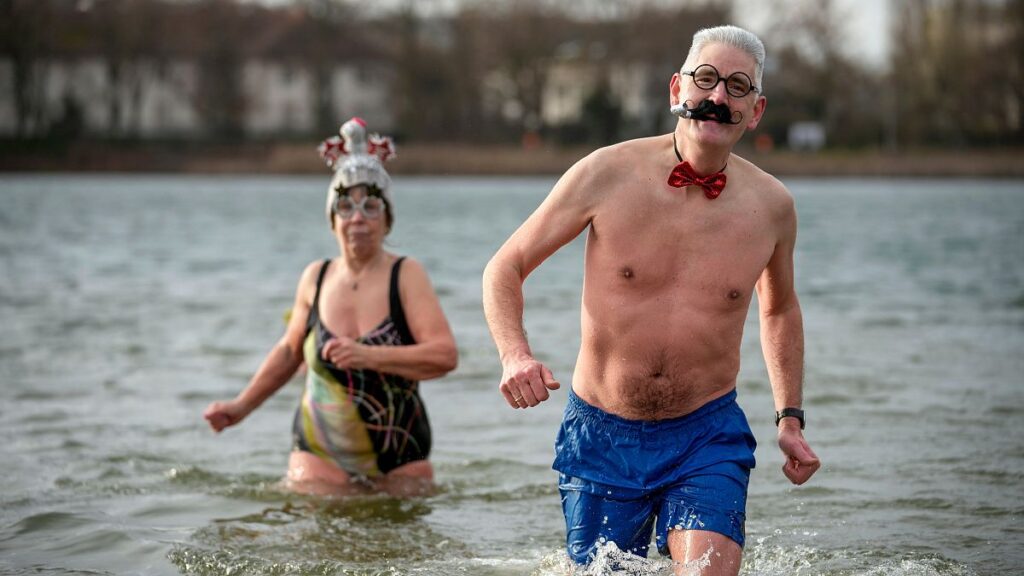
777, 421, 820, 484
499, 356, 560, 409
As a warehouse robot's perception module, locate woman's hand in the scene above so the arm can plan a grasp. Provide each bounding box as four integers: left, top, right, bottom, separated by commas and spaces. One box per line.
322, 336, 374, 371
203, 399, 250, 432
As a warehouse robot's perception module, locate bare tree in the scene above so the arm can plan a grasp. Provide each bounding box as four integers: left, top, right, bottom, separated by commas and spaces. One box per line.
5, 0, 1019, 148
1008, 0, 1024, 144
890, 0, 1021, 147
193, 0, 246, 139
757, 0, 883, 148
300, 0, 359, 133
1, 0, 52, 137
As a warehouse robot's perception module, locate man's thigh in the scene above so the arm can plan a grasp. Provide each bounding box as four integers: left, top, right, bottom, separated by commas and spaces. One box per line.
665, 529, 742, 576
653, 466, 750, 559
559, 474, 657, 564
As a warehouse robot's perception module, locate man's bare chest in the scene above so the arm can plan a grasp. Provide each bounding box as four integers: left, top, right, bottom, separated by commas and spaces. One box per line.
587, 199, 775, 292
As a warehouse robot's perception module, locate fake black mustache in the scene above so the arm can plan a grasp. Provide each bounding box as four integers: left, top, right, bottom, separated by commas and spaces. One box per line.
671, 99, 742, 125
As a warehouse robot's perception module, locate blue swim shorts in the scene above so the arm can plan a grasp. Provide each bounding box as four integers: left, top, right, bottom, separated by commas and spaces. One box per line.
553, 388, 757, 564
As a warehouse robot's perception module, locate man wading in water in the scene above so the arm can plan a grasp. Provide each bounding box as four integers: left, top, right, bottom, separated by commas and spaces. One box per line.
483, 25, 820, 574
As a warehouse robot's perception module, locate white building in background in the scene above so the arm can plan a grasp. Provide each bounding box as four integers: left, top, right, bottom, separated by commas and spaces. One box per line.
0, 58, 202, 138
788, 121, 826, 151
133, 62, 203, 137
0, 57, 394, 138
327, 64, 394, 132
242, 61, 316, 136
37, 59, 110, 133
540, 43, 655, 128
541, 59, 595, 126
5, 47, 667, 142
242, 59, 395, 137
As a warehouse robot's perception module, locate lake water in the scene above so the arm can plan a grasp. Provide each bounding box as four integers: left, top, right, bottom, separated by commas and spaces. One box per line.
0, 174, 1022, 575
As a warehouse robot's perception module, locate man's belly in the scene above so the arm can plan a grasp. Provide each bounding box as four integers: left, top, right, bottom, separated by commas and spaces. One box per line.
571, 325, 742, 420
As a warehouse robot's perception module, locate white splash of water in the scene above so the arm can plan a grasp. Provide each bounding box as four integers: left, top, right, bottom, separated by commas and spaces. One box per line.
673, 543, 715, 576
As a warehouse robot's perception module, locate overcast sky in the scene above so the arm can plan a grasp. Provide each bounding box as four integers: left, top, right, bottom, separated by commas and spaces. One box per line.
733, 0, 891, 68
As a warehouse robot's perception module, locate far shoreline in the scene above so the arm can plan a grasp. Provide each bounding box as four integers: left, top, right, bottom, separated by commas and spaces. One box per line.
1, 141, 1022, 179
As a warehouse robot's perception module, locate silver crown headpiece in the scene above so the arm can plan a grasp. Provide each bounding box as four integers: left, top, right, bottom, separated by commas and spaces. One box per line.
318, 118, 396, 224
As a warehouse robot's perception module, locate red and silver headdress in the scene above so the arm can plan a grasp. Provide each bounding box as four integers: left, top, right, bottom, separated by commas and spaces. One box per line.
318, 117, 396, 224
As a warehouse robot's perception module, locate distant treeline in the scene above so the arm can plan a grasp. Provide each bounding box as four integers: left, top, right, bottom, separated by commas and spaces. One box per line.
2, 0, 1021, 149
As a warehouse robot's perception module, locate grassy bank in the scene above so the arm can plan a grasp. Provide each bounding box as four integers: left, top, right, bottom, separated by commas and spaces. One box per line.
2, 140, 1022, 178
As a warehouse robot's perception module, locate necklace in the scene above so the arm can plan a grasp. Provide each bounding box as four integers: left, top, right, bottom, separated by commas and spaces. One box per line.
348, 254, 384, 291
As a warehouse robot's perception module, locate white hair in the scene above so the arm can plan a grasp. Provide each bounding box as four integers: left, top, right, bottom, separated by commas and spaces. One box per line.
684, 25, 766, 94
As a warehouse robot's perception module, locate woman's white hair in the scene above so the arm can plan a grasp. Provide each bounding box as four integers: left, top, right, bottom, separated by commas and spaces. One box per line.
684, 25, 766, 94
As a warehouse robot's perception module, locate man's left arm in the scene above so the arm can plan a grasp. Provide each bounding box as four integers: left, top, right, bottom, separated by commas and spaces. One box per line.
755, 195, 820, 485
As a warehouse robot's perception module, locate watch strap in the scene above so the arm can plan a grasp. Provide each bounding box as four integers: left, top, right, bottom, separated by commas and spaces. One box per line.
775, 407, 805, 429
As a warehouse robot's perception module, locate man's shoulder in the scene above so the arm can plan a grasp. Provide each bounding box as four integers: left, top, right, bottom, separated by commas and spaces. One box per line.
559, 136, 660, 194
730, 154, 796, 225
542, 137, 656, 215
581, 134, 665, 166
731, 154, 791, 199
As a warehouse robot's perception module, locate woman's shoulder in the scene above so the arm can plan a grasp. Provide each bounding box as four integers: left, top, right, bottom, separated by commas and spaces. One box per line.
392, 255, 437, 290
393, 254, 426, 277
294, 258, 332, 296
300, 258, 331, 280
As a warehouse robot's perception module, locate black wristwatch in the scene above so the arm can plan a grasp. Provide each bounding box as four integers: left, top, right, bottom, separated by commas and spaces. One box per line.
775, 407, 805, 429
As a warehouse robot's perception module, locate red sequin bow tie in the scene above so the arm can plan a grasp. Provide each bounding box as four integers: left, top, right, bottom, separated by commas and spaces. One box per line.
667, 133, 727, 199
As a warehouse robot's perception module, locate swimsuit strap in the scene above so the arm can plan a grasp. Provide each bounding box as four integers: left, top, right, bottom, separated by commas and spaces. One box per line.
388, 257, 416, 345
306, 258, 332, 334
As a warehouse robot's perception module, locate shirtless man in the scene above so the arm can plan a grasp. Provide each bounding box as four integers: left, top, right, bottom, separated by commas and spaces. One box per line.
482, 26, 819, 574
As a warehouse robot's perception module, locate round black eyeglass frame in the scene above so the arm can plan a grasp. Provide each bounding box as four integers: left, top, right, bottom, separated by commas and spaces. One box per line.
682, 64, 760, 98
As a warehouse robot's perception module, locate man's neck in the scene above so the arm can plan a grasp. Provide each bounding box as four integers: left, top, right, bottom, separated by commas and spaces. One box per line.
672, 129, 732, 175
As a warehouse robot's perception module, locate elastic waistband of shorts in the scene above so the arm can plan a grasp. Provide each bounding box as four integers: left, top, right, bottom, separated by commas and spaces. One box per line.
566, 386, 738, 432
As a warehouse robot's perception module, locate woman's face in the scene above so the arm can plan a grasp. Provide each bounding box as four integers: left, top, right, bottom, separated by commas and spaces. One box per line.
333, 185, 388, 254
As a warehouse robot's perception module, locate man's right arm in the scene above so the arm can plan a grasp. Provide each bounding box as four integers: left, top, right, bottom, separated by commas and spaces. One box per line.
482, 154, 602, 408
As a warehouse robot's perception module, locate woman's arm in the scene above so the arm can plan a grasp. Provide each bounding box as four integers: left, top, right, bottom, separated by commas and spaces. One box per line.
203, 260, 320, 432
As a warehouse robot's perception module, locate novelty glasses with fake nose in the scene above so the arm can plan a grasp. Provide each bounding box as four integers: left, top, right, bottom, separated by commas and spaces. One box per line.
333, 194, 386, 220
681, 64, 760, 98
